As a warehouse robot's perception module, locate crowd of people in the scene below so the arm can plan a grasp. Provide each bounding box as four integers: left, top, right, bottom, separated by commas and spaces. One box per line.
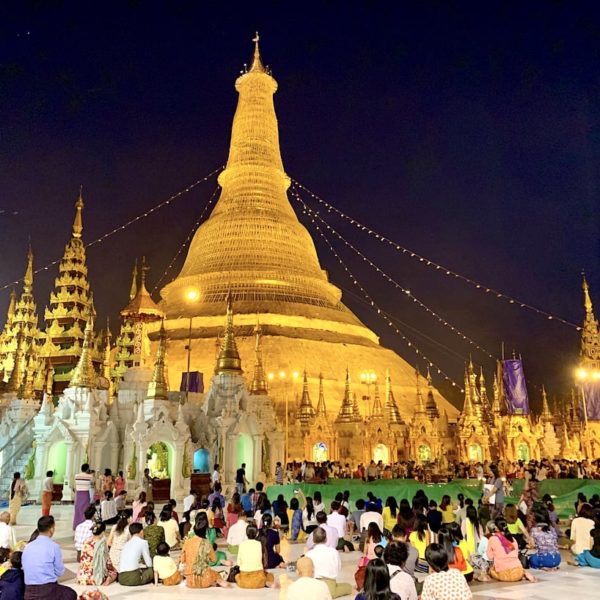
0, 459, 599, 600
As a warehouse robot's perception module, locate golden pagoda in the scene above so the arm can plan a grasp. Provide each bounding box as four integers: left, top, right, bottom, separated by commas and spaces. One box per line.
40, 190, 100, 392
0, 247, 42, 383
154, 35, 458, 420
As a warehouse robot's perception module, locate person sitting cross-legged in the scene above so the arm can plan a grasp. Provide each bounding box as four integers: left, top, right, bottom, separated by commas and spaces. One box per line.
420, 543, 472, 600
118, 523, 153, 586
305, 526, 352, 598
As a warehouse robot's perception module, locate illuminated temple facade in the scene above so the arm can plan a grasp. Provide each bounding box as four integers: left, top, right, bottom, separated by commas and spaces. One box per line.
0, 39, 599, 497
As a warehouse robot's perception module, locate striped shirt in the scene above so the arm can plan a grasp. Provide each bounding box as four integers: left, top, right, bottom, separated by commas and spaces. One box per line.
75, 473, 94, 492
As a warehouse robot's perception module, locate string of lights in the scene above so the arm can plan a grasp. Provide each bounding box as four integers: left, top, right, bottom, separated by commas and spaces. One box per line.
0, 165, 223, 295
299, 197, 465, 392
151, 185, 220, 293
291, 179, 580, 330
291, 187, 496, 360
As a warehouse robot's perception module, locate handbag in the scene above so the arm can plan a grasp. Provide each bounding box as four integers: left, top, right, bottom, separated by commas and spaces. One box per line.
226, 565, 240, 583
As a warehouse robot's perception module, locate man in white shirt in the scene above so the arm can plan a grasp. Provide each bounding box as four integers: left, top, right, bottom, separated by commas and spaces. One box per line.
327, 501, 354, 552
305, 527, 352, 598
226, 513, 248, 553
306, 511, 338, 550
359, 503, 384, 532
0, 512, 16, 549
287, 556, 332, 600
211, 464, 220, 488
119, 523, 153, 585
183, 489, 196, 513
384, 541, 418, 600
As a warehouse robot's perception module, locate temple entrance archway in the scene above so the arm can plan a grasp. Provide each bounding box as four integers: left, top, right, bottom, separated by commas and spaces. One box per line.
468, 443, 483, 462
313, 442, 328, 462
47, 441, 67, 482
418, 444, 432, 463
373, 443, 389, 464
236, 433, 253, 480
193, 448, 210, 473
517, 443, 530, 462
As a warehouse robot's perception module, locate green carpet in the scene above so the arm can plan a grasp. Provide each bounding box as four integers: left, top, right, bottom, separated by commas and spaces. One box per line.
266, 478, 600, 519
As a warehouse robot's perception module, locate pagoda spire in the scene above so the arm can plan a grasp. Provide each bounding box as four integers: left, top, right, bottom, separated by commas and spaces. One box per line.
371, 383, 383, 418
425, 365, 440, 419
102, 318, 114, 399
580, 272, 600, 369
583, 272, 594, 315
316, 373, 327, 417
6, 331, 25, 392
129, 260, 138, 301
21, 353, 35, 400
297, 370, 316, 426
462, 366, 474, 417
147, 321, 169, 400
6, 289, 17, 324
249, 31, 266, 73
540, 385, 553, 422
384, 369, 403, 424
69, 305, 97, 388
415, 368, 427, 415
336, 368, 355, 422
72, 186, 84, 239
250, 318, 267, 394
214, 292, 242, 375
23, 246, 34, 294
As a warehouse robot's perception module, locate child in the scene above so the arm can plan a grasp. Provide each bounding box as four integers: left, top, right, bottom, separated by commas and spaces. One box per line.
153, 542, 181, 586
0, 551, 24, 600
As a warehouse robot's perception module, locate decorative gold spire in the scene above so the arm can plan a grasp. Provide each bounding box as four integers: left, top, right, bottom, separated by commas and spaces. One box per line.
414, 368, 427, 415
147, 321, 169, 400
21, 353, 35, 400
370, 383, 383, 418
540, 385, 553, 422
461, 366, 474, 417
6, 289, 16, 325
425, 365, 440, 420
23, 245, 34, 294
72, 186, 84, 239
7, 331, 25, 393
336, 368, 355, 422
297, 370, 316, 426
129, 260, 138, 301
214, 292, 242, 375
69, 305, 97, 388
352, 388, 362, 421
316, 373, 327, 417
479, 367, 493, 425
45, 361, 55, 396
580, 272, 600, 370
250, 318, 267, 394
583, 272, 594, 315
249, 31, 266, 73
384, 369, 403, 425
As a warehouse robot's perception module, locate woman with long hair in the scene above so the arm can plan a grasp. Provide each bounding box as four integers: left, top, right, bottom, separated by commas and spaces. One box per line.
313, 490, 324, 513
437, 527, 467, 573
408, 514, 431, 572
446, 521, 474, 580
253, 494, 272, 528
440, 495, 455, 525
132, 491, 147, 522
259, 513, 286, 568
397, 499, 415, 532
8, 473, 27, 526
569, 503, 595, 556
519, 469, 538, 530
225, 491, 243, 534
382, 497, 399, 532
107, 510, 132, 572
529, 508, 561, 570
272, 494, 289, 528
76, 522, 118, 585
355, 558, 400, 600
486, 517, 537, 582
236, 523, 276, 588
504, 504, 532, 549
114, 471, 126, 497
287, 497, 304, 541
302, 496, 318, 533
179, 513, 229, 588
461, 505, 484, 555
420, 543, 472, 600
364, 522, 387, 560
158, 508, 181, 549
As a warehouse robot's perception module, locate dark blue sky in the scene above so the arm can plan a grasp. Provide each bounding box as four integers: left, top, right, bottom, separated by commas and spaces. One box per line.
0, 1, 599, 407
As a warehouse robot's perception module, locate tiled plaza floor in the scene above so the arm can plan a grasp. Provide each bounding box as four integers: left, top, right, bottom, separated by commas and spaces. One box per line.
10, 504, 599, 599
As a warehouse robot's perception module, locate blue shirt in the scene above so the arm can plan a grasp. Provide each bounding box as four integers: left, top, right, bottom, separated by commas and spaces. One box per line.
241, 493, 252, 513
22, 535, 65, 585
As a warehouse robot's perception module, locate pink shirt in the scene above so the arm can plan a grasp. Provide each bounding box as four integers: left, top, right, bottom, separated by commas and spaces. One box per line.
486, 535, 521, 572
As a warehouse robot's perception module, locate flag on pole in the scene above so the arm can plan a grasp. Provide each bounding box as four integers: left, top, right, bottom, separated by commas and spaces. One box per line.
502, 359, 530, 415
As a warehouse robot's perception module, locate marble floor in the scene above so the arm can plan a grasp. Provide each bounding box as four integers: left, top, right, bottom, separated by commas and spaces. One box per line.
11, 504, 599, 600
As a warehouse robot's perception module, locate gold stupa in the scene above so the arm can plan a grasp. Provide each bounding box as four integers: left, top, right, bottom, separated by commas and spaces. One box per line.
156, 36, 458, 418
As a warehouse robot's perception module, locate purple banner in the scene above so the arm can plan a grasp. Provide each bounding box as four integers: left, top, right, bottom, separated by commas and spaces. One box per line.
180, 371, 204, 393
502, 359, 530, 415
582, 382, 600, 421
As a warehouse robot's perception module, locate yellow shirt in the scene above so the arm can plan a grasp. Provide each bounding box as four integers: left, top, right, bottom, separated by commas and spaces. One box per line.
441, 506, 455, 524
382, 506, 397, 532
158, 519, 180, 547
409, 530, 430, 559
237, 539, 264, 572
457, 539, 473, 575
153, 555, 177, 579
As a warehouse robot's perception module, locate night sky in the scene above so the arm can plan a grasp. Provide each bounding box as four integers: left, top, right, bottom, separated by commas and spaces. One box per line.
1, 1, 599, 408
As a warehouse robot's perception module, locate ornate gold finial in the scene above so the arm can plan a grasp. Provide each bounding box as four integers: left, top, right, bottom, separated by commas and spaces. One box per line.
250, 31, 266, 73
23, 245, 34, 294
148, 320, 169, 400
371, 383, 383, 418
384, 369, 403, 425
69, 306, 97, 388
336, 367, 355, 422
72, 186, 84, 239
250, 317, 267, 394
6, 289, 17, 323
297, 369, 316, 426
582, 271, 593, 314
7, 330, 25, 392
415, 367, 426, 414
129, 259, 138, 301
316, 372, 327, 417
214, 292, 242, 374
461, 365, 474, 417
